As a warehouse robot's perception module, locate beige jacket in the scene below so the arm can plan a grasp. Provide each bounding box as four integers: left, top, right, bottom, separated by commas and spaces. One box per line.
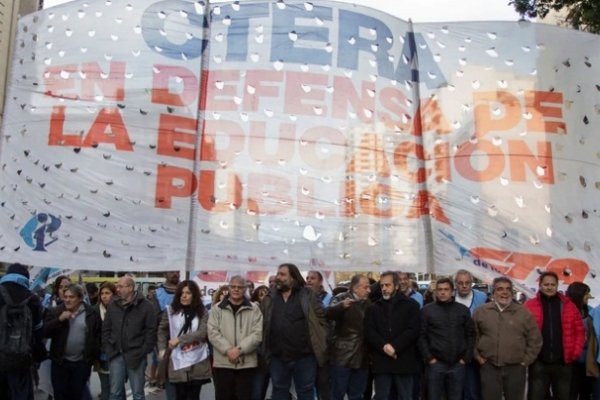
473, 301, 542, 367
208, 298, 263, 369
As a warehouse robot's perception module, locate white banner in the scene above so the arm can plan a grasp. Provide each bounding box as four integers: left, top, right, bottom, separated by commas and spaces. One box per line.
0, 1, 598, 295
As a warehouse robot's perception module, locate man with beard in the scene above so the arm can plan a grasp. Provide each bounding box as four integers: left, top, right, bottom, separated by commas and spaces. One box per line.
260, 263, 328, 400
365, 271, 420, 400
473, 277, 542, 400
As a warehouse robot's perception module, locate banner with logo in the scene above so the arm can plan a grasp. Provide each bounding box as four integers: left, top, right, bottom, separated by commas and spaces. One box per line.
0, 0, 598, 295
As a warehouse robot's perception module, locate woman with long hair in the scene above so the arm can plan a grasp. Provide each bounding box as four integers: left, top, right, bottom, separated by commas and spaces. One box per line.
158, 280, 211, 400
566, 281, 595, 400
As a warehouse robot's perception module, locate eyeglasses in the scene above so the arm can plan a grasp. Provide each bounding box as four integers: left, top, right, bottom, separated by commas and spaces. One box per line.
116, 284, 132, 289
456, 281, 472, 286
229, 285, 245, 290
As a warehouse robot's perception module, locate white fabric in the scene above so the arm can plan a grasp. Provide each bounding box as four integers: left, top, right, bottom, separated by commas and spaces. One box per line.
167, 306, 209, 371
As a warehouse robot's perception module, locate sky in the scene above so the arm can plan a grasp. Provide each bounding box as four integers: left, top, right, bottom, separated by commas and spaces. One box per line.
43, 0, 520, 23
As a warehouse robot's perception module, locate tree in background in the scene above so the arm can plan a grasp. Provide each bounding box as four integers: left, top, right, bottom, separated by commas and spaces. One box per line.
510, 0, 600, 34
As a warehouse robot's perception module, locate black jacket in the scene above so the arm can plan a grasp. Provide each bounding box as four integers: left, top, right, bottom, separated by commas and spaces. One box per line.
364, 293, 420, 374
44, 302, 101, 365
102, 292, 157, 369
326, 291, 371, 369
418, 299, 475, 365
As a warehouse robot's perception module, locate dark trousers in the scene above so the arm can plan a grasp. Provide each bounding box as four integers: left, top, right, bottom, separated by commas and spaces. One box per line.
528, 361, 572, 400
270, 355, 317, 400
479, 363, 526, 400
51, 359, 91, 400
330, 365, 368, 400
317, 364, 331, 400
173, 380, 206, 400
464, 361, 482, 400
213, 367, 257, 400
0, 370, 34, 400
373, 373, 413, 400
426, 361, 465, 400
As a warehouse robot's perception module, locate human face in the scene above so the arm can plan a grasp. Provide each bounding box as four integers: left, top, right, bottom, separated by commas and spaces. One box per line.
63, 289, 82, 312
257, 288, 268, 302
268, 276, 276, 289
57, 278, 71, 301
436, 282, 453, 303
165, 271, 180, 285
275, 266, 293, 292
306, 271, 322, 292
352, 276, 371, 300
398, 273, 410, 292
116, 277, 134, 301
180, 286, 193, 306
380, 274, 397, 300
228, 280, 246, 304
584, 292, 593, 305
539, 275, 558, 297
455, 273, 473, 297
99, 287, 114, 306
493, 282, 513, 307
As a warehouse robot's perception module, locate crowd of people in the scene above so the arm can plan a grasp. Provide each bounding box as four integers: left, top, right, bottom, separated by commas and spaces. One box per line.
0, 262, 598, 400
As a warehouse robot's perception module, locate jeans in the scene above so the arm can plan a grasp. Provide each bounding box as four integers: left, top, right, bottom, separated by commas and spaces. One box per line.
426, 361, 465, 400
270, 355, 317, 400
464, 362, 481, 400
0, 371, 34, 400
109, 355, 148, 400
51, 359, 91, 400
528, 360, 571, 400
330, 365, 368, 400
479, 363, 526, 400
373, 373, 413, 400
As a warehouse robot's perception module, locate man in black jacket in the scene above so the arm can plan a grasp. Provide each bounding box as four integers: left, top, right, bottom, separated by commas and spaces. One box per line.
102, 275, 157, 400
364, 271, 420, 400
418, 277, 475, 400
0, 263, 44, 400
44, 283, 101, 400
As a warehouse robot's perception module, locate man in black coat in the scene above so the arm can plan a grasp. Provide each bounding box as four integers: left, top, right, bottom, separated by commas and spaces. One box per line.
364, 271, 420, 400
418, 277, 475, 400
0, 263, 44, 400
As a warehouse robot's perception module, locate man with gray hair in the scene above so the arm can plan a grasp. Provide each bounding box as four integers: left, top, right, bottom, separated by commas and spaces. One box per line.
208, 275, 263, 400
103, 275, 157, 400
473, 277, 542, 400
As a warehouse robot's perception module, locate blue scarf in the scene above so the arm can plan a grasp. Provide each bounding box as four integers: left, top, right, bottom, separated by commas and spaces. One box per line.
0, 273, 31, 289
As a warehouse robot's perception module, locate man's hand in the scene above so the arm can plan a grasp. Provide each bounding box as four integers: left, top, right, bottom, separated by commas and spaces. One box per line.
168, 337, 180, 349
227, 346, 241, 363
341, 298, 355, 308
383, 343, 397, 359
429, 358, 438, 365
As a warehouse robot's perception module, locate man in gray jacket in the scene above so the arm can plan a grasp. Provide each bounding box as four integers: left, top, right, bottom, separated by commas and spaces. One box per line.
102, 275, 157, 400
473, 277, 542, 400
208, 275, 263, 400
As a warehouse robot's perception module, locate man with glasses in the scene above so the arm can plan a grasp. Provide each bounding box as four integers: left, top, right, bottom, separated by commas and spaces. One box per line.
208, 275, 263, 400
103, 275, 157, 400
453, 269, 487, 400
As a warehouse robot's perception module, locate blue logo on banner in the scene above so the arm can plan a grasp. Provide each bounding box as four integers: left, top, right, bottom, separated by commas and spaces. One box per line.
19, 213, 62, 251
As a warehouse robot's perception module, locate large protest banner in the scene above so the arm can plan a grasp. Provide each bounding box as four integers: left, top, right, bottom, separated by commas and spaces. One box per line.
0, 0, 598, 294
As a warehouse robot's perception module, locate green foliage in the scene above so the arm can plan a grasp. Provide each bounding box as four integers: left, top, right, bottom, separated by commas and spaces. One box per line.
509, 0, 600, 34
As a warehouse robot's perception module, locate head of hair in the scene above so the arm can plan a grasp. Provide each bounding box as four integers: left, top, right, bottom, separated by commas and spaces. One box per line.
251, 285, 269, 302
332, 286, 349, 296
229, 275, 247, 287
7, 263, 30, 279
380, 270, 399, 287
99, 281, 117, 294
308, 270, 324, 282
171, 280, 205, 318
212, 285, 229, 304
349, 274, 367, 291
148, 284, 156, 291
85, 282, 98, 295
538, 271, 559, 285
278, 263, 306, 288
566, 281, 591, 311
454, 269, 473, 282
435, 277, 454, 291
53, 275, 71, 297
492, 276, 513, 293
65, 283, 84, 299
